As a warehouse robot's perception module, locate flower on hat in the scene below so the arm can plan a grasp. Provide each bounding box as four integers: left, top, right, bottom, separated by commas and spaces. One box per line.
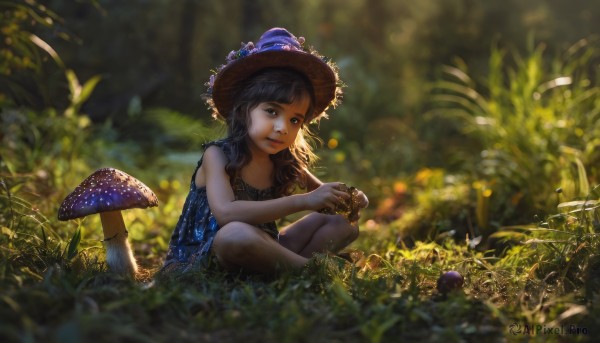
226, 42, 257, 62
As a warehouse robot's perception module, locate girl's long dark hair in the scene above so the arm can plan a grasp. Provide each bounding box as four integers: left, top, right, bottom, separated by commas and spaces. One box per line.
221, 68, 319, 196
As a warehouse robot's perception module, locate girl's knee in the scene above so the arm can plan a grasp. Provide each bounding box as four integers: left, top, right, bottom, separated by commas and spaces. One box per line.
213, 222, 264, 262
326, 214, 359, 242
303, 212, 331, 226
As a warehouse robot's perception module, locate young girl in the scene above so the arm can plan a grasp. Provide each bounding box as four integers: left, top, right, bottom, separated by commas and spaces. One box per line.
162, 28, 368, 275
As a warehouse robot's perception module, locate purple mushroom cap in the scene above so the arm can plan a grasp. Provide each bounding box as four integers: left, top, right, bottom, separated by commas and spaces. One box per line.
58, 168, 158, 221
437, 270, 464, 294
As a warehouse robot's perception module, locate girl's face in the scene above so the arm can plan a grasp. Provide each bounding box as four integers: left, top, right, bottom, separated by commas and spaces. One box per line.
246, 96, 310, 157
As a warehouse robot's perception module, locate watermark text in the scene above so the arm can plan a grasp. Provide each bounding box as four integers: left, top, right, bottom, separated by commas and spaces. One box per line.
509, 323, 588, 336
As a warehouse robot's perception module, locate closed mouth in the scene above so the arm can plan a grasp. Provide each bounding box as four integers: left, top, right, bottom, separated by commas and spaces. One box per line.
267, 137, 284, 144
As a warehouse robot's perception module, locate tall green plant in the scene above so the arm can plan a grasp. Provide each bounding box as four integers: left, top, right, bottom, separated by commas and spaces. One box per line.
1, 0, 103, 290
428, 37, 600, 226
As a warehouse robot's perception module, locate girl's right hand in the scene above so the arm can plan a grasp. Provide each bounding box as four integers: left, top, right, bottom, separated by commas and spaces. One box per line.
304, 182, 350, 211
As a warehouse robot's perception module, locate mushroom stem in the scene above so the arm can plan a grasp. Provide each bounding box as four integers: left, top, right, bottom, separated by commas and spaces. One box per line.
99, 210, 138, 277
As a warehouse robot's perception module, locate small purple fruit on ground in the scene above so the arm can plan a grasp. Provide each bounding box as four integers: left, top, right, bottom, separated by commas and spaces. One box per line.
437, 271, 464, 294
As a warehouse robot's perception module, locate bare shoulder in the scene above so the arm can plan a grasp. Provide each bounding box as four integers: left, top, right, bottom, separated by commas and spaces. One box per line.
203, 144, 228, 165
195, 145, 228, 188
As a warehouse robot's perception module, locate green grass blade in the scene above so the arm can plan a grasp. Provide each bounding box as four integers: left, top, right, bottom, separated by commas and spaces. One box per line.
66, 228, 81, 260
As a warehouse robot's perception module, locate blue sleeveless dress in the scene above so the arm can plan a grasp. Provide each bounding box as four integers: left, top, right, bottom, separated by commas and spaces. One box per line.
161, 140, 278, 274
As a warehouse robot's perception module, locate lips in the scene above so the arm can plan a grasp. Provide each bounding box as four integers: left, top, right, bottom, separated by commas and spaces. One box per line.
267, 137, 284, 145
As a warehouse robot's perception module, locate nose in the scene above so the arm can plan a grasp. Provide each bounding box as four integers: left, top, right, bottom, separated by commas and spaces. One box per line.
274, 119, 288, 135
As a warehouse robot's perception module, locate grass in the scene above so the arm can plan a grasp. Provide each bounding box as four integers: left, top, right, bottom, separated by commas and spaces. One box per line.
1, 165, 598, 342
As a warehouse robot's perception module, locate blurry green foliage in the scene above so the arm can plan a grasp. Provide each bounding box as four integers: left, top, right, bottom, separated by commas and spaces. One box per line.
32, 1, 599, 154
0, 0, 75, 108
391, 169, 473, 244
428, 37, 600, 228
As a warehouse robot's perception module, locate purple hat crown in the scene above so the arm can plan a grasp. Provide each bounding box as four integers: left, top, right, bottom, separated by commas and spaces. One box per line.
207, 28, 309, 93
256, 28, 305, 51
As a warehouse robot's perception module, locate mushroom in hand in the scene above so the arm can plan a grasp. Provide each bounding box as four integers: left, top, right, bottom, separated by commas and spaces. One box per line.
58, 168, 158, 277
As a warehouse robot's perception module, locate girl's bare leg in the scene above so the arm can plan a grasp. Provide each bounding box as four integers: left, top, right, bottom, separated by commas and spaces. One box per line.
212, 222, 308, 273
278, 212, 359, 258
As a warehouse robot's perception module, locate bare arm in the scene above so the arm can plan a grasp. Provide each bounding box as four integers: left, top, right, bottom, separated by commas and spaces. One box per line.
303, 168, 323, 192
203, 146, 347, 227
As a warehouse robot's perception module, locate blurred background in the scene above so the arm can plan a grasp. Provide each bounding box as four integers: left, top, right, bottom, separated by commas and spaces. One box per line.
2, 0, 599, 246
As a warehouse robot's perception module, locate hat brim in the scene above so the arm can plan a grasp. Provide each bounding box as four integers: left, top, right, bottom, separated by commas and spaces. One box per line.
211, 50, 337, 119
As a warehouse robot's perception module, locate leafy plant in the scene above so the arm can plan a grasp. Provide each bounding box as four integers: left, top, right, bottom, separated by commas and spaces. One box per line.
428, 37, 600, 227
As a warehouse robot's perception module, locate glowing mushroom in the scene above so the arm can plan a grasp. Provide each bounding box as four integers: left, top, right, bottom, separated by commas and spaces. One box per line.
58, 168, 158, 277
